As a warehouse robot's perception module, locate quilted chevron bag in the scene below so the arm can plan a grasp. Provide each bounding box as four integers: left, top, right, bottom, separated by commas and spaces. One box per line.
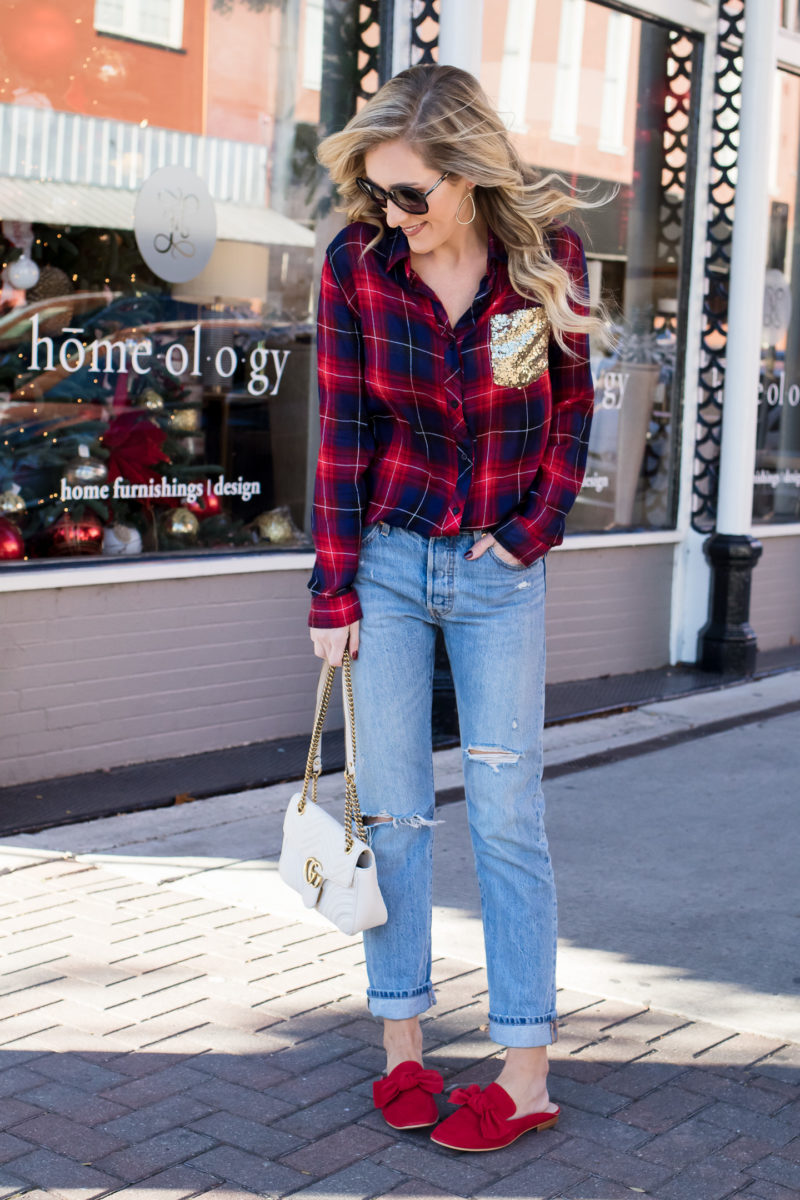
278, 648, 387, 936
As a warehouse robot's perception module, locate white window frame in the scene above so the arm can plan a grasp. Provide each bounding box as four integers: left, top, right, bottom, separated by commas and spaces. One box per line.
598, 10, 632, 155
497, 0, 538, 133
550, 0, 586, 145
94, 0, 185, 51
302, 0, 324, 91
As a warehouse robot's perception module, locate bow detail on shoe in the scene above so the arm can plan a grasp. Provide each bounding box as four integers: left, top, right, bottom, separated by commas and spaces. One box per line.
373, 1062, 444, 1108
449, 1083, 514, 1139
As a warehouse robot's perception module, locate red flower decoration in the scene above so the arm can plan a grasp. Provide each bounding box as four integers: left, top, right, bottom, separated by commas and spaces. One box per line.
102, 412, 169, 485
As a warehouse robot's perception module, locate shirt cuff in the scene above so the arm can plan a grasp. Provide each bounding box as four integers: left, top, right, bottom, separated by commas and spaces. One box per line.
308, 589, 363, 629
491, 517, 556, 566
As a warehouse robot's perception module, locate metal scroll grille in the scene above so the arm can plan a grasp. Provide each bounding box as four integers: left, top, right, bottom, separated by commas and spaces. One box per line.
356, 0, 439, 99
411, 0, 439, 65
692, 0, 745, 533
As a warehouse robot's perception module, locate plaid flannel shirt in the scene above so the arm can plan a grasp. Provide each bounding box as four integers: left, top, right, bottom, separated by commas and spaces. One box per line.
307, 219, 594, 628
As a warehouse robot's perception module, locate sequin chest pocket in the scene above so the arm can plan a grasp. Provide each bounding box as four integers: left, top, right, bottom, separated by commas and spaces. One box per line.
489, 306, 550, 388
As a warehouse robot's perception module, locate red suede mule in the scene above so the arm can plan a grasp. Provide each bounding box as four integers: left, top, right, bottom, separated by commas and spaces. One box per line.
373, 1060, 445, 1130
430, 1082, 560, 1151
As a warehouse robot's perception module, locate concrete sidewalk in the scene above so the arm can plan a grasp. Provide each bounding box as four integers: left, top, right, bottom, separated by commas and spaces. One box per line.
0, 671, 798, 1199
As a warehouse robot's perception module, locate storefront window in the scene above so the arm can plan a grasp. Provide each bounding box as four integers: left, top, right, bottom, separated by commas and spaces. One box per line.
753, 67, 800, 525
481, 1, 699, 533
0, 0, 319, 563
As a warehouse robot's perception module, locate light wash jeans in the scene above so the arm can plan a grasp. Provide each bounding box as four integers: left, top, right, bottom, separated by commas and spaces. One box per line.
350, 520, 558, 1048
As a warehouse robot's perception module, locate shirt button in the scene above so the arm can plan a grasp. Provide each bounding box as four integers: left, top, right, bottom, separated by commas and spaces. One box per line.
450, 399, 459, 409
452, 506, 460, 515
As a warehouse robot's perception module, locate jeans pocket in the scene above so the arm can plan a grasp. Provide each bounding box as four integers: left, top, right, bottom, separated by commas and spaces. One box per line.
360, 521, 381, 549
487, 544, 530, 571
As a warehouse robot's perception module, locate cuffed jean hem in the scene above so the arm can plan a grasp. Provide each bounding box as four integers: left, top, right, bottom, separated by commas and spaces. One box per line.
489, 1015, 559, 1048
367, 985, 437, 1021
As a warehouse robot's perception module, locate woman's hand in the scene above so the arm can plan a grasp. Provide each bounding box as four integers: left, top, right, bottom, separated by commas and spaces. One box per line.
467, 533, 523, 566
310, 621, 360, 667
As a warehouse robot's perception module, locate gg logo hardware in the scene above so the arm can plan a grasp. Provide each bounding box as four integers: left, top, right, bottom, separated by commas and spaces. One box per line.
304, 857, 324, 889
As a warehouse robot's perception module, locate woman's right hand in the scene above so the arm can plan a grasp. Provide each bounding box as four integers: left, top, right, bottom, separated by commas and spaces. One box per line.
310, 621, 359, 667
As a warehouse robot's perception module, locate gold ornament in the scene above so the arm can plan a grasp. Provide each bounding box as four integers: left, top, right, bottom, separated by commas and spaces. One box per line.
169, 406, 201, 432
489, 307, 550, 388
254, 508, 295, 543
139, 388, 165, 411
162, 506, 199, 540
0, 489, 26, 522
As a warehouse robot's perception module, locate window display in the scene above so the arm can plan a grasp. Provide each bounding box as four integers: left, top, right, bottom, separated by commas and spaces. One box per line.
0, 0, 319, 563
481, 1, 699, 533
753, 67, 800, 525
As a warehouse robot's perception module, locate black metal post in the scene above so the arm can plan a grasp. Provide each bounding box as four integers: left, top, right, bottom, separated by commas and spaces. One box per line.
698, 533, 763, 674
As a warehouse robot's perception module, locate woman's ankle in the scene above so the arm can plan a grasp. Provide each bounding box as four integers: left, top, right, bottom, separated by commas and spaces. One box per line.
383, 1017, 422, 1073
496, 1046, 556, 1116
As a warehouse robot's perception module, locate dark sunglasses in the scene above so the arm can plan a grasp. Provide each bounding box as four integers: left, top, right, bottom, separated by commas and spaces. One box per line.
355, 171, 450, 215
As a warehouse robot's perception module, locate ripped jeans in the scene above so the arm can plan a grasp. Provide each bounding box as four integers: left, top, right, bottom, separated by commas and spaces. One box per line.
350, 521, 558, 1048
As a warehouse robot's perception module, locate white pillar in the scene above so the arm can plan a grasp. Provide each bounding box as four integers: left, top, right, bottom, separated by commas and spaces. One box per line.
716, 0, 780, 535
438, 0, 484, 77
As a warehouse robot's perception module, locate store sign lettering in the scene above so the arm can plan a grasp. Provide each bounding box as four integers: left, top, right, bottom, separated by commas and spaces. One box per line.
582, 473, 610, 494
758, 373, 800, 407
598, 371, 629, 410
59, 474, 262, 503
753, 468, 800, 490
28, 314, 290, 396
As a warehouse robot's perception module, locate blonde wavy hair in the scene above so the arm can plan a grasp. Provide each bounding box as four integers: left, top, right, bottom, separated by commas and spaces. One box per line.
316, 63, 615, 353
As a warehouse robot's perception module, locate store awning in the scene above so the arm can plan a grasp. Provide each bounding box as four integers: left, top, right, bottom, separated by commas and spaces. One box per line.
0, 177, 315, 248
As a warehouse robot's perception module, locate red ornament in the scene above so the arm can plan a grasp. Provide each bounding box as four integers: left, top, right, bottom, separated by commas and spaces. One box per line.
185, 487, 221, 520
48, 513, 104, 556
0, 517, 24, 560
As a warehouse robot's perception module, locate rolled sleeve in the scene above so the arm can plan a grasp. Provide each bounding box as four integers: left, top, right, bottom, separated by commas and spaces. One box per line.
307, 250, 375, 629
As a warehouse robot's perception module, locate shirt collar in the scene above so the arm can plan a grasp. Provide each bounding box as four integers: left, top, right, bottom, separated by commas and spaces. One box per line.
384, 223, 508, 272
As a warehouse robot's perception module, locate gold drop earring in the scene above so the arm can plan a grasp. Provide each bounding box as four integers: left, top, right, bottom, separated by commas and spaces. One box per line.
456, 188, 477, 225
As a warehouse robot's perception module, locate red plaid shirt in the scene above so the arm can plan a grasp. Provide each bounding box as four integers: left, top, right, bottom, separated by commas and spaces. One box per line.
307, 220, 594, 628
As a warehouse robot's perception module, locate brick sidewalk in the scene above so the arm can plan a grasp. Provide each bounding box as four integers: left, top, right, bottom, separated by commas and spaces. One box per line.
0, 858, 797, 1200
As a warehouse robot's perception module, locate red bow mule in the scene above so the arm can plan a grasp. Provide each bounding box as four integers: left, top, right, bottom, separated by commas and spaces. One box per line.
372, 1060, 445, 1130
430, 1082, 560, 1151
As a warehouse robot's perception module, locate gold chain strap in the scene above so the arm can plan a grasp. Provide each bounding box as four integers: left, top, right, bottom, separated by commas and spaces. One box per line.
298, 648, 367, 852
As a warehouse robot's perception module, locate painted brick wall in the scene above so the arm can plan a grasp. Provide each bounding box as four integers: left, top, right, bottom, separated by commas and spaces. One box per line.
750, 536, 800, 651
1, 543, 675, 785
544, 543, 673, 682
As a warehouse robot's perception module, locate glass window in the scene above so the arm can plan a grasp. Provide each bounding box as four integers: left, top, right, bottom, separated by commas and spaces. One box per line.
94, 0, 185, 50
754, 68, 800, 525
480, 0, 699, 534
0, 0, 323, 565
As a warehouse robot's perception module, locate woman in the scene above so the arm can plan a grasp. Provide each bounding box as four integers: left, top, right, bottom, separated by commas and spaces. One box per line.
307, 64, 607, 1152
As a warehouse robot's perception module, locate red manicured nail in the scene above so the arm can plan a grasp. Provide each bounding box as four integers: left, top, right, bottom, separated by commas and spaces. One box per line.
464, 550, 474, 559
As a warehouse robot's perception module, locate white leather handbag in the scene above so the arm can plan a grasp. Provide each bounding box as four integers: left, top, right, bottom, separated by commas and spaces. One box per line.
278, 648, 388, 936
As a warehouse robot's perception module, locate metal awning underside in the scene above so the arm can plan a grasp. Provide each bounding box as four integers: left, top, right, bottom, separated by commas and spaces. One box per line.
0, 177, 315, 248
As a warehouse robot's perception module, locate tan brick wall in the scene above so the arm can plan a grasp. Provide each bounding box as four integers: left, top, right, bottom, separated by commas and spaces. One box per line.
1, 544, 675, 785
750, 535, 800, 651
545, 544, 673, 682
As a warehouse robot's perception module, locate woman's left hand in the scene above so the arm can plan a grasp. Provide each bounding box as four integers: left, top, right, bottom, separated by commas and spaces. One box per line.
466, 534, 523, 566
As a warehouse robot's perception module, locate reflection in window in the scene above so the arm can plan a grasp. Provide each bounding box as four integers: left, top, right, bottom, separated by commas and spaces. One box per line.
482, 4, 699, 534
0, 0, 320, 564
497, 0, 538, 133
94, 0, 184, 49
303, 0, 324, 91
599, 12, 632, 155
550, 0, 585, 145
754, 69, 800, 525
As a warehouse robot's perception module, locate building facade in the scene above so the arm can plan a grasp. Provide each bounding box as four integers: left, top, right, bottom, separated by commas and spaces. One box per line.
0, 0, 798, 785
